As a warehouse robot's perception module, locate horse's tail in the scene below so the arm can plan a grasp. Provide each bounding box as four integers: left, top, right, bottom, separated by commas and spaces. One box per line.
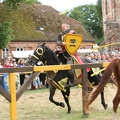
86, 59, 119, 111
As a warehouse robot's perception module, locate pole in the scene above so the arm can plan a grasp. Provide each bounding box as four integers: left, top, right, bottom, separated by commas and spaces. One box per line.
9, 73, 17, 120
82, 68, 88, 117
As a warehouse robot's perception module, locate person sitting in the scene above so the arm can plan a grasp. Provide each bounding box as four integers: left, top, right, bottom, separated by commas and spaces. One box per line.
56, 23, 76, 87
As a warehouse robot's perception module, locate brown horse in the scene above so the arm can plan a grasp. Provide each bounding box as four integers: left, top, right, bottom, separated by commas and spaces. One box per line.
85, 59, 120, 120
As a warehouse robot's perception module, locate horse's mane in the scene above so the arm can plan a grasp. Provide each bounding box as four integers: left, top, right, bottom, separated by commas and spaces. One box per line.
44, 46, 60, 65
51, 52, 60, 64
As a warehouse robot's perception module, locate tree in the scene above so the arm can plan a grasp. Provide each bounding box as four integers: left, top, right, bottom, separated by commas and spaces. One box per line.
23, 0, 41, 4
95, 0, 103, 44
0, 22, 14, 49
0, 0, 41, 49
69, 1, 103, 44
3, 0, 41, 10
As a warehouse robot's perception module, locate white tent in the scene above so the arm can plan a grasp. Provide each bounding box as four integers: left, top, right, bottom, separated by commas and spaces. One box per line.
77, 49, 98, 53
12, 50, 34, 58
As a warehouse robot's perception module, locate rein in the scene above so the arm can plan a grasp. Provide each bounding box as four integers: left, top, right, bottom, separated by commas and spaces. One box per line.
32, 46, 60, 65
32, 55, 39, 60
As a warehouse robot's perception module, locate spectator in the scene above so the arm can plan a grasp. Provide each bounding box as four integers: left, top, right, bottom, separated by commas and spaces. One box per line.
33, 76, 41, 89
0, 62, 3, 85
12, 60, 18, 68
39, 73, 47, 88
0, 62, 3, 68
25, 54, 32, 66
7, 51, 13, 60
17, 59, 25, 86
85, 54, 90, 60
4, 60, 11, 68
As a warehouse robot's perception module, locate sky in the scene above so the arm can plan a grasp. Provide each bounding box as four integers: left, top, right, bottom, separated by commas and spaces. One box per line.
39, 0, 98, 12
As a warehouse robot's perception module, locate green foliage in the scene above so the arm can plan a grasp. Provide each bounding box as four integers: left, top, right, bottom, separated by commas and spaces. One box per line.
0, 21, 14, 49
96, 36, 104, 45
3, 0, 24, 10
96, 0, 102, 20
69, 0, 103, 44
3, 0, 41, 10
95, 0, 104, 44
23, 0, 41, 4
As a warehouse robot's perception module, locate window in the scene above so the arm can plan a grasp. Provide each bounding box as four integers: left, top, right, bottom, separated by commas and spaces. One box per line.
16, 48, 24, 51
2, 48, 10, 59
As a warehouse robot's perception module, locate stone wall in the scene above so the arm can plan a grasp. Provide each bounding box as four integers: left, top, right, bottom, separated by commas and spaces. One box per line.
102, 0, 120, 51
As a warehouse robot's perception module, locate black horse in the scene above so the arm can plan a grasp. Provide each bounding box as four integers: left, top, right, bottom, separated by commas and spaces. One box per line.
28, 43, 108, 113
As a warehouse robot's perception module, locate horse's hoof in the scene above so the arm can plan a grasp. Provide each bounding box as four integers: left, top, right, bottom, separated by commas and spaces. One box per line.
83, 113, 89, 118
59, 102, 65, 108
67, 111, 70, 114
104, 104, 108, 110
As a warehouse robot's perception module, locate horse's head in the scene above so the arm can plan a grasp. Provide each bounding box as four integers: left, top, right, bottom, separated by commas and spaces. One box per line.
28, 43, 52, 66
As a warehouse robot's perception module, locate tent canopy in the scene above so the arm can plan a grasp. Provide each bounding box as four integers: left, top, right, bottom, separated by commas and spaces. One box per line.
12, 50, 34, 58
77, 49, 98, 53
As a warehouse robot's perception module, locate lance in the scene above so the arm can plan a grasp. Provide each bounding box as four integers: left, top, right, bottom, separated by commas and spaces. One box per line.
92, 42, 120, 50
65, 42, 120, 48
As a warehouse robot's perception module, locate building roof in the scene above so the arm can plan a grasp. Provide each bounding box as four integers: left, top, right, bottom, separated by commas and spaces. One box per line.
0, 4, 94, 42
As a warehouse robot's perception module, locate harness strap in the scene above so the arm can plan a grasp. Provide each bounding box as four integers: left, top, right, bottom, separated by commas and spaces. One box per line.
52, 80, 66, 92
32, 55, 39, 60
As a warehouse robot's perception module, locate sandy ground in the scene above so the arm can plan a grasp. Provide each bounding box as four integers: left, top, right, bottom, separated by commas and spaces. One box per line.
0, 83, 119, 120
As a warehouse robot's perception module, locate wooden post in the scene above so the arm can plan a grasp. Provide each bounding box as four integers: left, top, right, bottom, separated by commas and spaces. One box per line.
9, 73, 17, 120
82, 68, 88, 117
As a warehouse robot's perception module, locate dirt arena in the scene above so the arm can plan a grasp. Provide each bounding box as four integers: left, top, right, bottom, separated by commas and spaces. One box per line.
0, 84, 120, 120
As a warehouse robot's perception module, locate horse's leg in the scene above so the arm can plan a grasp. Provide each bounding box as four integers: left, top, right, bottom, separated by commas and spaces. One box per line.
61, 87, 71, 114
49, 86, 65, 108
100, 88, 108, 109
113, 93, 120, 120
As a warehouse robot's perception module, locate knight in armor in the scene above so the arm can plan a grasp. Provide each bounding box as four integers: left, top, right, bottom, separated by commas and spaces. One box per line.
56, 23, 76, 87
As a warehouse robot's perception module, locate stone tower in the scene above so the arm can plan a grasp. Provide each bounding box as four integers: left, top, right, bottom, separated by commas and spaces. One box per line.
102, 0, 120, 51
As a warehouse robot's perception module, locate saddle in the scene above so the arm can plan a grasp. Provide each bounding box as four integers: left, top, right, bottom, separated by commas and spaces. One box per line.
72, 53, 91, 78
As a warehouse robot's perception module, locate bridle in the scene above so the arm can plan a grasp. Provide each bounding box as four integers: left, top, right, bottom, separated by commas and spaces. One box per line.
32, 46, 54, 62
32, 47, 45, 61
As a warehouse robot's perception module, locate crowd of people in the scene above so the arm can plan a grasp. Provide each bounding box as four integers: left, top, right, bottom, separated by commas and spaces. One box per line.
0, 52, 47, 90
83, 47, 120, 63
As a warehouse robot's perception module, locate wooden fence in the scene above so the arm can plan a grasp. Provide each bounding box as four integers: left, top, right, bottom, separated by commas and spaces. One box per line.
0, 62, 109, 120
